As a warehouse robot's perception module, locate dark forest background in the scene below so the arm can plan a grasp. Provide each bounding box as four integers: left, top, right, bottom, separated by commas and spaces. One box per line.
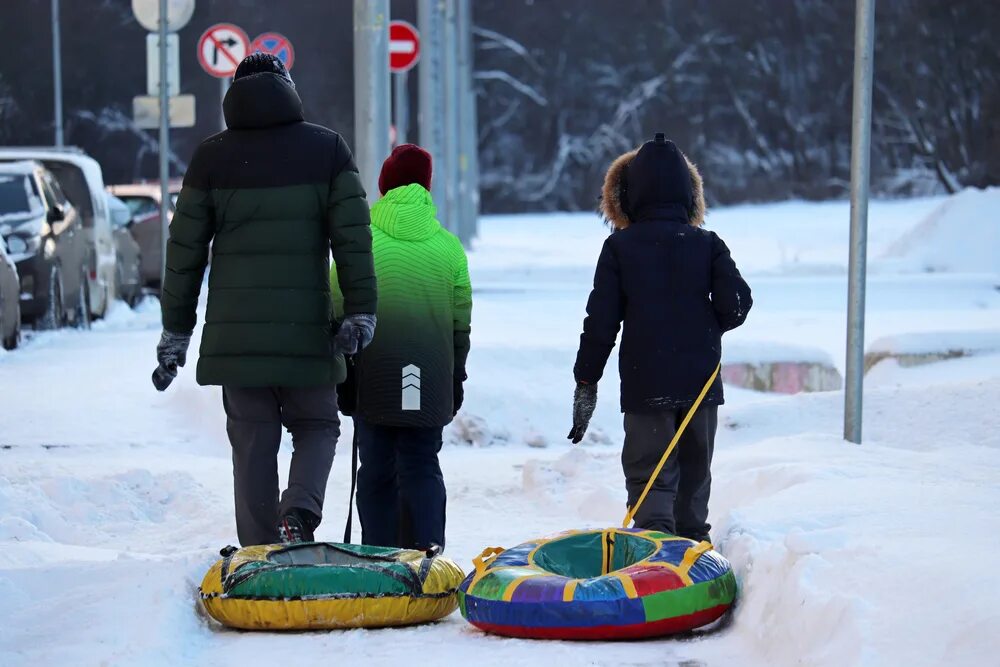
1, 0, 997, 212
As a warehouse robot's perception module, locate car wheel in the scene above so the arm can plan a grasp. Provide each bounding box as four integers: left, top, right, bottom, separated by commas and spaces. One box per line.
2, 304, 20, 350
76, 271, 92, 330
38, 265, 65, 331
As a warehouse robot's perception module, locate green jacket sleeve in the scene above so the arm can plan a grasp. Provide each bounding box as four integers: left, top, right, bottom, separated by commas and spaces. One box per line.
329, 262, 345, 319
328, 143, 377, 316
453, 241, 473, 380
161, 147, 215, 334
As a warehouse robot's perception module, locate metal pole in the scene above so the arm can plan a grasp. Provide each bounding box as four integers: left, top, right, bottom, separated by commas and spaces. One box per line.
158, 0, 170, 287
393, 71, 408, 146
442, 0, 460, 237
353, 0, 391, 200
844, 0, 876, 444
220, 77, 229, 133
51, 0, 63, 146
456, 0, 478, 245
418, 0, 446, 214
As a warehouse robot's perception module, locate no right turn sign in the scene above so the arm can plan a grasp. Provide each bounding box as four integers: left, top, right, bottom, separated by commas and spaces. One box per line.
198, 24, 250, 79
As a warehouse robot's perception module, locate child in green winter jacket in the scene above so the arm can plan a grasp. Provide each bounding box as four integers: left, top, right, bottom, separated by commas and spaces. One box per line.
331, 144, 472, 550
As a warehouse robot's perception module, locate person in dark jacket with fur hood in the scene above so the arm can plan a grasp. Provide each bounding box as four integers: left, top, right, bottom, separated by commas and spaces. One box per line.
569, 133, 752, 544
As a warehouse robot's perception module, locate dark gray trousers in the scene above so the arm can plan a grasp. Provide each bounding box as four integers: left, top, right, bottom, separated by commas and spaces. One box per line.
622, 405, 718, 541
222, 386, 340, 546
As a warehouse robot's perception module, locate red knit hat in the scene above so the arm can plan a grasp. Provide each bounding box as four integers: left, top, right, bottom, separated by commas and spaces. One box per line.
378, 144, 433, 195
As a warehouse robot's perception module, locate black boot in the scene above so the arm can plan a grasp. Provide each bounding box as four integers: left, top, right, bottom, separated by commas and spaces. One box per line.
277, 509, 318, 545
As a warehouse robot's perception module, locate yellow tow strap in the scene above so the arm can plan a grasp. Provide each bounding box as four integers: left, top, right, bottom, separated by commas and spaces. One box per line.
621, 363, 721, 530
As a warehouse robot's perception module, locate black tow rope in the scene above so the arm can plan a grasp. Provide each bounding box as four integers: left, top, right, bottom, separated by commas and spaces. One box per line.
342, 424, 359, 543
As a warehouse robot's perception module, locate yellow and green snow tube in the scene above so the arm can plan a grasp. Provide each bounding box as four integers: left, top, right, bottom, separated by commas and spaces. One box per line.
200, 542, 465, 630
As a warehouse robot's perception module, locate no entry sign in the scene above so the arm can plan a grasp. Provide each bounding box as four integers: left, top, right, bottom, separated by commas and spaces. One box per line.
389, 21, 420, 73
199, 23, 250, 79
251, 32, 295, 71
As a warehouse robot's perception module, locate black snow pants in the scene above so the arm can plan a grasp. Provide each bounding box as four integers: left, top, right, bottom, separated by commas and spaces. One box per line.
354, 419, 446, 551
223, 386, 340, 546
622, 405, 718, 542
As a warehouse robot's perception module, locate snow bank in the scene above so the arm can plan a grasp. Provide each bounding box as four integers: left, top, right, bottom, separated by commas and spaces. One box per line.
879, 187, 1000, 274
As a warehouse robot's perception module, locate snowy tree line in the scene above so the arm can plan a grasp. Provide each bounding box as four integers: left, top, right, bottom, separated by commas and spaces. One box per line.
0, 0, 996, 213
474, 0, 999, 211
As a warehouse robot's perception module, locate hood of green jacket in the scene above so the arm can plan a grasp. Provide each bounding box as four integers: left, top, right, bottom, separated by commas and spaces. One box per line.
370, 184, 440, 242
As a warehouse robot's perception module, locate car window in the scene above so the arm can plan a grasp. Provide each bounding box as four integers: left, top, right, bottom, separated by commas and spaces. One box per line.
39, 175, 61, 211
121, 196, 159, 218
105, 195, 132, 228
41, 162, 93, 222
46, 174, 70, 206
0, 174, 31, 216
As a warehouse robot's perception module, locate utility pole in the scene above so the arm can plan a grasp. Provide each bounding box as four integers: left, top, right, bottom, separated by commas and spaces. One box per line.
393, 71, 408, 146
844, 0, 876, 444
418, 0, 447, 221
51, 0, 64, 147
442, 0, 459, 236
456, 0, 479, 245
353, 0, 391, 201
158, 0, 170, 286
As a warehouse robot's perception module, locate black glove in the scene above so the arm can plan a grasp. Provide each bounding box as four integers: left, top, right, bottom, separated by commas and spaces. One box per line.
567, 382, 597, 444
333, 314, 377, 355
152, 330, 191, 391
453, 377, 465, 416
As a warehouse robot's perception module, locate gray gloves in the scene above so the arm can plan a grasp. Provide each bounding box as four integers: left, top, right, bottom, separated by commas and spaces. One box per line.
152, 330, 192, 391
567, 381, 597, 444
333, 313, 377, 355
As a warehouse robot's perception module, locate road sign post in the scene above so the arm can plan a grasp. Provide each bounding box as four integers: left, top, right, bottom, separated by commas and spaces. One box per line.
418, 0, 446, 220
158, 0, 170, 287
844, 0, 877, 444
389, 21, 420, 148
354, 0, 390, 202
456, 0, 478, 245
51, 0, 63, 147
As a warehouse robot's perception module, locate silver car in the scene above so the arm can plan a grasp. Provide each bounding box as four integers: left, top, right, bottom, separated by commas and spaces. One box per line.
105, 193, 143, 308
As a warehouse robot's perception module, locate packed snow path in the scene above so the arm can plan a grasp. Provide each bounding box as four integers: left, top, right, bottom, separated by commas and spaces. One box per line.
2, 196, 999, 666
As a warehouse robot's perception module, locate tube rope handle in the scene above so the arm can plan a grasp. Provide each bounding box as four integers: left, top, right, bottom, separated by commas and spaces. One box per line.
622, 363, 721, 529
472, 546, 506, 575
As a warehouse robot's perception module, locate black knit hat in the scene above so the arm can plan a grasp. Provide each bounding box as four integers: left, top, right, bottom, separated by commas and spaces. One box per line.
233, 53, 294, 88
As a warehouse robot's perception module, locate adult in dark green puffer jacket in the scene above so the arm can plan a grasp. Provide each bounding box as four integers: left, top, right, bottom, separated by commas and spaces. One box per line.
153, 54, 377, 547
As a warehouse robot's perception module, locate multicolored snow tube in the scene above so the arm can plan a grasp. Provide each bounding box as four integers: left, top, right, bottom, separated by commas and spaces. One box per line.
458, 528, 736, 640
200, 542, 465, 630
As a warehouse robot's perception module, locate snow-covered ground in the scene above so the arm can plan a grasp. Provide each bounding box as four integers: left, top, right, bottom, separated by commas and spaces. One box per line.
1, 192, 998, 666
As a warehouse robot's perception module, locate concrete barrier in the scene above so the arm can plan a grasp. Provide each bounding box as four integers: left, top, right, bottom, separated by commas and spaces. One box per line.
722, 341, 843, 394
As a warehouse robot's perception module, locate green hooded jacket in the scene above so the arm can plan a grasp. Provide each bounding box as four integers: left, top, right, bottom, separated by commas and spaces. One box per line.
332, 184, 472, 427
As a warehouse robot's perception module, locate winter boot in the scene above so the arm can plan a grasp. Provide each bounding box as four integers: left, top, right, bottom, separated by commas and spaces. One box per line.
277, 510, 318, 545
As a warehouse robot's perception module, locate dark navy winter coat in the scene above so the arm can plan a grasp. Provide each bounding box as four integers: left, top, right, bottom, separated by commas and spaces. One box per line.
573, 137, 752, 412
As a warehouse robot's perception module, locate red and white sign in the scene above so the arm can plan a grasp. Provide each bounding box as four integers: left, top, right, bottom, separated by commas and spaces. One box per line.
198, 23, 250, 79
250, 32, 295, 71
389, 20, 420, 73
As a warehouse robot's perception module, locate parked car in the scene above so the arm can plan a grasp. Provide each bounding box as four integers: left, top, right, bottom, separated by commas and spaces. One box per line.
0, 148, 117, 320
107, 182, 180, 287
0, 235, 21, 349
105, 193, 143, 308
0, 160, 90, 330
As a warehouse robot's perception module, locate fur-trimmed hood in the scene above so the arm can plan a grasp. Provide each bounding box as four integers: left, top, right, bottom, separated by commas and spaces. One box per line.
600, 138, 705, 230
